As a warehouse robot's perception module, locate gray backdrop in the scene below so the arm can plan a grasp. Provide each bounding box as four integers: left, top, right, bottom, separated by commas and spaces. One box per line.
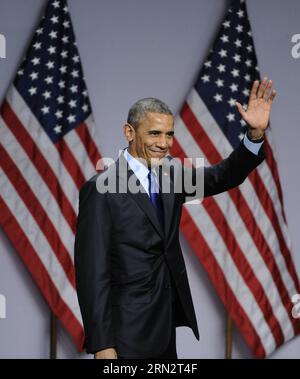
0, 0, 299, 358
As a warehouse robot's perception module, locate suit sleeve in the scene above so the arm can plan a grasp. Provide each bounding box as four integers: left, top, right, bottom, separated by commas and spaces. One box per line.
182, 141, 265, 202
203, 141, 265, 197
74, 179, 115, 354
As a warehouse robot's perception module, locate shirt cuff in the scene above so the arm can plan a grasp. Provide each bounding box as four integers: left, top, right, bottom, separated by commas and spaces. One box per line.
243, 133, 264, 156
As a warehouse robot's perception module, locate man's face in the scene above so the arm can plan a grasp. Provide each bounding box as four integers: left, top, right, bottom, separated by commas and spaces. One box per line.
124, 112, 174, 166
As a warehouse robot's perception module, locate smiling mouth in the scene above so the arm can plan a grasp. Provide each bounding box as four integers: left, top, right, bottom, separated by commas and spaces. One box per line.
149, 150, 167, 156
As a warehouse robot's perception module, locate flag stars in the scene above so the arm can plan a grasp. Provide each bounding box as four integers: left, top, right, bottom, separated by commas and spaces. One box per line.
69, 99, 77, 108
57, 95, 64, 104
230, 83, 238, 92
234, 39, 242, 48
223, 20, 231, 28
48, 46, 56, 54
61, 50, 68, 59
62, 35, 69, 43
41, 105, 50, 115
54, 125, 62, 134
240, 119, 247, 127
237, 9, 245, 18
218, 49, 227, 58
55, 110, 63, 119
67, 114, 76, 123
36, 27, 43, 35
28, 87, 37, 95
46, 61, 55, 69
226, 113, 235, 122
213, 93, 223, 102
238, 132, 245, 140
247, 45, 253, 52
52, 0, 60, 8
12, 2, 93, 142
243, 88, 250, 97
70, 85, 78, 93
51, 15, 59, 24
236, 24, 243, 33
228, 98, 237, 107
49, 30, 58, 39
245, 59, 252, 67
33, 42, 42, 50
60, 65, 67, 74
204, 60, 212, 68
31, 57, 40, 66
71, 70, 79, 78
201, 74, 210, 83
220, 34, 229, 43
42, 90, 51, 99
217, 64, 226, 73
215, 78, 224, 87
45, 76, 53, 84
231, 68, 239, 78
82, 103, 89, 112
244, 74, 251, 81
58, 80, 65, 89
72, 55, 80, 63
233, 53, 241, 63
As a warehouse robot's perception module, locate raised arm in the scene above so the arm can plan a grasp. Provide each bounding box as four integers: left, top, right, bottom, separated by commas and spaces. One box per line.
183, 79, 276, 201
236, 77, 276, 140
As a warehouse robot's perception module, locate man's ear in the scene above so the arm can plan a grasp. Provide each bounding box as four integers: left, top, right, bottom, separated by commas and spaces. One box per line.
124, 123, 135, 142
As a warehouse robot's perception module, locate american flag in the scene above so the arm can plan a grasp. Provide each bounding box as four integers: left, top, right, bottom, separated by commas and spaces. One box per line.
172, 0, 300, 358
0, 0, 101, 350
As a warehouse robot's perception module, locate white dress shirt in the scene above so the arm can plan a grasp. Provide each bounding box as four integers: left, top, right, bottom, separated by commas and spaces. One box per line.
123, 149, 159, 196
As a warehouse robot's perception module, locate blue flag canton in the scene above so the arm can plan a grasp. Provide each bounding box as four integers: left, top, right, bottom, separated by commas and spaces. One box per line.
14, 0, 92, 144
195, 0, 260, 149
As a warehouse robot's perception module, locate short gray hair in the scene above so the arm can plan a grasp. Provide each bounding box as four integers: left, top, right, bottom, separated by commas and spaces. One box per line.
127, 97, 173, 128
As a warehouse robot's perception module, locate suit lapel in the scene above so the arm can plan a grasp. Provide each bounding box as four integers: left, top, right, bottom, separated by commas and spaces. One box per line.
116, 152, 164, 238
131, 190, 164, 238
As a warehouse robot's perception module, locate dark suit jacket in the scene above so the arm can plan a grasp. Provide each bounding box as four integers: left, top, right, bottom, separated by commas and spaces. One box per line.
74, 142, 265, 358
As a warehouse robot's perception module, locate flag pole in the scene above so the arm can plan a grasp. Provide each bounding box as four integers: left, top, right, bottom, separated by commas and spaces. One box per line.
50, 311, 57, 359
225, 313, 233, 359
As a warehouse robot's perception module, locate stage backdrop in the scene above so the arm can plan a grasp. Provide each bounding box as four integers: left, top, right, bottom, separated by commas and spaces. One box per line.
0, 0, 299, 358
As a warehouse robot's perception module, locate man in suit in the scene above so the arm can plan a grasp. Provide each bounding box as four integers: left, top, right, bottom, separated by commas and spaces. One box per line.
75, 78, 276, 359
